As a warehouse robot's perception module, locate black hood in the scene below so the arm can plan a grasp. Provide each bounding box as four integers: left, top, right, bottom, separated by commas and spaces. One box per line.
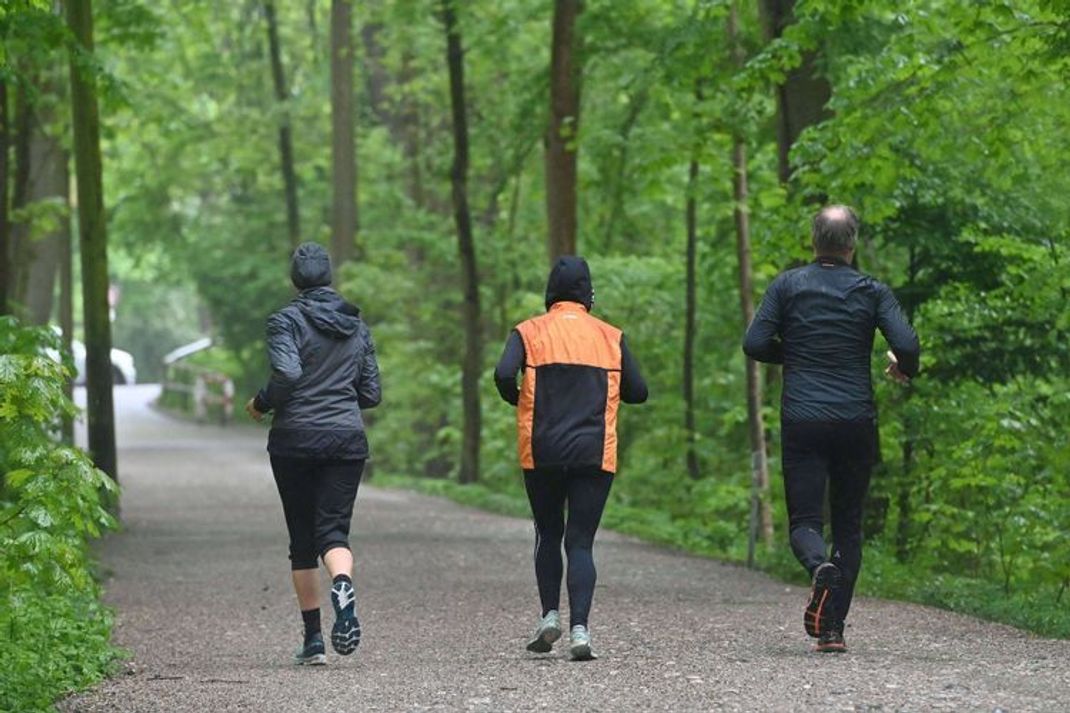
294, 287, 362, 339
291, 242, 333, 289
545, 256, 593, 311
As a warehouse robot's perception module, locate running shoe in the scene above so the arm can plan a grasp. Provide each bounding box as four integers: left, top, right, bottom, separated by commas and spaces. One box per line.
330, 580, 362, 656
804, 562, 842, 638
569, 624, 597, 661
525, 610, 562, 653
294, 631, 327, 666
814, 627, 847, 653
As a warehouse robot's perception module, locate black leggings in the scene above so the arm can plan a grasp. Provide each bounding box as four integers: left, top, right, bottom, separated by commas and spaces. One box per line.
270, 456, 365, 570
524, 467, 613, 628
781, 420, 876, 625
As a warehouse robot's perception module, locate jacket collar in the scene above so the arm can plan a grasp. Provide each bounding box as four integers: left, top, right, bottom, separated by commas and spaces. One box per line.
549, 301, 588, 313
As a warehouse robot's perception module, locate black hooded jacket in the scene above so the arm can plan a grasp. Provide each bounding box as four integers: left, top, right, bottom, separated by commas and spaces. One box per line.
494, 257, 647, 410
254, 244, 381, 459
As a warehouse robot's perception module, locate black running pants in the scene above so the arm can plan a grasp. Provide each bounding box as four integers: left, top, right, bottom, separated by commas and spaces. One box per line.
781, 420, 876, 626
270, 456, 365, 570
523, 467, 613, 628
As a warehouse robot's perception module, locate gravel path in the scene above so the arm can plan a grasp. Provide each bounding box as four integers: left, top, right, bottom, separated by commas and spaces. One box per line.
61, 385, 1069, 712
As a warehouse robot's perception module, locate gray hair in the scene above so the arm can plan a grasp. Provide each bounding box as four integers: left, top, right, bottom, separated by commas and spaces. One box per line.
811, 205, 859, 254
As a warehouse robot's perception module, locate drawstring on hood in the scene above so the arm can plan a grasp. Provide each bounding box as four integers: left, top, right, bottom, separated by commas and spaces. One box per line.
544, 256, 594, 311
291, 242, 333, 290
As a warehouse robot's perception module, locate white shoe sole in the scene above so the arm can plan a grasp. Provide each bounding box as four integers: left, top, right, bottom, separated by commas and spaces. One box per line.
331, 616, 362, 656
526, 624, 562, 653
294, 653, 327, 666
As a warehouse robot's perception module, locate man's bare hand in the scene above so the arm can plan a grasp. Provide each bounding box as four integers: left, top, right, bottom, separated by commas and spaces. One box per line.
245, 397, 265, 422
885, 351, 910, 384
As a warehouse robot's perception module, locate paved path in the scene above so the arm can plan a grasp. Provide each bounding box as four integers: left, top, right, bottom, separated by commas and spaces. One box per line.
62, 386, 1069, 712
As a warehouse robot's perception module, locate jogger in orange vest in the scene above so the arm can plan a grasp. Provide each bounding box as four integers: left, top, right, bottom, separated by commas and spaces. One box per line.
494, 256, 647, 660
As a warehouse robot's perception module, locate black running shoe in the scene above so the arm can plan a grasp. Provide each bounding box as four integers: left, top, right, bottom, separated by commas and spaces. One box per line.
294, 631, 327, 665
804, 562, 842, 638
814, 628, 847, 653
330, 580, 361, 656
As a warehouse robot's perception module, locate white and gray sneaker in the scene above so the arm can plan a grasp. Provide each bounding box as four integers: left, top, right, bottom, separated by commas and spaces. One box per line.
525, 610, 562, 653
569, 624, 597, 661
330, 580, 361, 656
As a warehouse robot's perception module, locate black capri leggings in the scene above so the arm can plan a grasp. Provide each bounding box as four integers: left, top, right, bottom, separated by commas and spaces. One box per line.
270, 456, 365, 570
524, 467, 613, 628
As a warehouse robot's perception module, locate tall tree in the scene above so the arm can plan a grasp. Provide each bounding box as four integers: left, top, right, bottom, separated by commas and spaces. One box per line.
18, 95, 68, 325
759, 0, 832, 184
264, 0, 301, 249
729, 2, 772, 563
59, 156, 73, 445
441, 0, 482, 485
0, 79, 9, 315
66, 0, 117, 481
545, 0, 582, 263
330, 0, 357, 264
683, 135, 700, 480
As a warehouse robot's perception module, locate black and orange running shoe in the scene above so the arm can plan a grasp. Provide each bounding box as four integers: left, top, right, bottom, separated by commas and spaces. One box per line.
814, 627, 847, 653
804, 562, 842, 638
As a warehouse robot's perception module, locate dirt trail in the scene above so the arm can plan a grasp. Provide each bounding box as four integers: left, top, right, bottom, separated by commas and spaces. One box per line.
62, 385, 1070, 712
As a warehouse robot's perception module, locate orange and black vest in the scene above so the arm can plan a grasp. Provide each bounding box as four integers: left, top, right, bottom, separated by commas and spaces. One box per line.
515, 301, 623, 473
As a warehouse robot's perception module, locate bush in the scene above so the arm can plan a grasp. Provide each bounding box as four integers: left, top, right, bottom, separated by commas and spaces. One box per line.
0, 317, 120, 711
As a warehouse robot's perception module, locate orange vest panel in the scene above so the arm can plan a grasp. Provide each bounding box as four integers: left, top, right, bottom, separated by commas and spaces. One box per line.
515, 302, 623, 472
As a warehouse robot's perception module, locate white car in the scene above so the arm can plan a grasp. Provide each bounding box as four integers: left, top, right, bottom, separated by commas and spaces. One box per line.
45, 328, 137, 385
71, 340, 137, 385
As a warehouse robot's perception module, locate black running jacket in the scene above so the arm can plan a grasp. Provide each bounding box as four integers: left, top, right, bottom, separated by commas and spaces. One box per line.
743, 256, 920, 423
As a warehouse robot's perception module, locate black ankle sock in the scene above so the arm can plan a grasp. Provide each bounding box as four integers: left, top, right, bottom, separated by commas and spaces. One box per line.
301, 608, 321, 639
332, 573, 352, 587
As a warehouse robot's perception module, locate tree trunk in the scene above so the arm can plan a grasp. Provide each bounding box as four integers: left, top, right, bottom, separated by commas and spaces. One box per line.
330, 0, 357, 264
9, 84, 33, 314
264, 0, 301, 249
66, 0, 117, 482
545, 0, 582, 264
441, 0, 482, 485
21, 128, 68, 325
729, 3, 772, 564
59, 152, 73, 445
0, 79, 9, 316
683, 155, 700, 480
759, 0, 832, 184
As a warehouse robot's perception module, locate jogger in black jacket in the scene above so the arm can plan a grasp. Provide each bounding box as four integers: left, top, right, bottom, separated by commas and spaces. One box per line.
246, 242, 381, 665
744, 206, 919, 653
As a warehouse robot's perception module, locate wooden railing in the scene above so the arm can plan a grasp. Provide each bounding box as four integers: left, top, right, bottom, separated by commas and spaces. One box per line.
160, 360, 235, 425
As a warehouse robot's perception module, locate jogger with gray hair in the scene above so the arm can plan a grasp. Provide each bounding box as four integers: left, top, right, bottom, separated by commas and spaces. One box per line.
744, 205, 920, 652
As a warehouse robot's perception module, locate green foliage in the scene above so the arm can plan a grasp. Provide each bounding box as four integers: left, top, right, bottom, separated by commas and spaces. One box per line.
0, 318, 120, 711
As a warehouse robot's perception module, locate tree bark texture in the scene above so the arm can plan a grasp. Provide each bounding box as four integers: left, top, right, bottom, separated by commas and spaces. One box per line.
0, 80, 9, 315
545, 0, 582, 264
729, 3, 772, 564
20, 127, 68, 325
759, 0, 832, 184
442, 0, 483, 485
683, 155, 700, 480
59, 154, 73, 444
66, 0, 118, 481
330, 0, 357, 264
264, 0, 301, 249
